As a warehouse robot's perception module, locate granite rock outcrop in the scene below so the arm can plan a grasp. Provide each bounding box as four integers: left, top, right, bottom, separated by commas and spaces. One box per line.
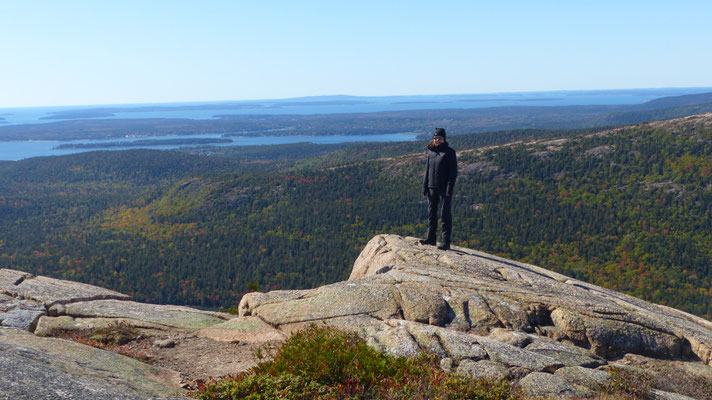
3, 234, 712, 398
237, 234, 712, 397
0, 268, 236, 399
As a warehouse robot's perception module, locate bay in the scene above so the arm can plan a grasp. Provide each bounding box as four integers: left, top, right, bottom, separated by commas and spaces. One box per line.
0, 133, 418, 161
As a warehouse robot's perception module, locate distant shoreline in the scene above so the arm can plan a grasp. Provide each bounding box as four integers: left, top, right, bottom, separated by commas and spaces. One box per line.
54, 137, 232, 149
1, 89, 711, 142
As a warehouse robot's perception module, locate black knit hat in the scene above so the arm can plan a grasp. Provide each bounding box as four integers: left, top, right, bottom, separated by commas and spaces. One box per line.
434, 128, 446, 139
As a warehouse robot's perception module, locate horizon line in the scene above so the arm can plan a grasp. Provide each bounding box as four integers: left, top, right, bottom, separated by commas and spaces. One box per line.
3, 86, 712, 111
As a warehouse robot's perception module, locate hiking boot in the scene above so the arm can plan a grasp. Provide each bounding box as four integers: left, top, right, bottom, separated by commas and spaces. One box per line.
419, 238, 436, 245
437, 242, 450, 250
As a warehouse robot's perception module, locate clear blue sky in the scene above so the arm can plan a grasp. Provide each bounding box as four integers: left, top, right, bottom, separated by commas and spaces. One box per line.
2, 0, 711, 108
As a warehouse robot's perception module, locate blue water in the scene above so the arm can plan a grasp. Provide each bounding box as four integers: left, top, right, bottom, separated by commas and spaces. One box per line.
0, 133, 418, 161
2, 88, 711, 126
3, 87, 711, 161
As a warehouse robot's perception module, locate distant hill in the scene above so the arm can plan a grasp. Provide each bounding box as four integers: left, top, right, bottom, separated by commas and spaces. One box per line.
595, 92, 712, 125
3, 91, 712, 142
637, 91, 712, 109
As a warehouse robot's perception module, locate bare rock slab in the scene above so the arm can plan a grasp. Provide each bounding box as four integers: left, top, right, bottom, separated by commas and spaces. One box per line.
0, 269, 31, 293
394, 320, 488, 361
0, 328, 182, 399
554, 366, 611, 390
240, 278, 401, 325
34, 315, 170, 337
1, 269, 130, 306
367, 321, 421, 358
518, 372, 594, 398
50, 299, 230, 330
651, 389, 697, 400
525, 336, 605, 368
477, 335, 563, 372
0, 300, 45, 331
350, 235, 712, 367
196, 316, 287, 343
456, 359, 510, 380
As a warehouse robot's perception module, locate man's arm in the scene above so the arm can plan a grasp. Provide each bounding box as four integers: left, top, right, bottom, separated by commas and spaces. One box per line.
446, 150, 457, 197
422, 155, 430, 195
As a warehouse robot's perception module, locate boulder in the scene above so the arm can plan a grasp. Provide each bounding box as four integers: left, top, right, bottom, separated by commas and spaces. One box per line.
238, 289, 311, 316
349, 235, 711, 367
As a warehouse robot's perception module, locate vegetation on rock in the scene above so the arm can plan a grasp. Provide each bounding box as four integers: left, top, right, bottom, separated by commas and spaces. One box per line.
189, 325, 677, 400
190, 325, 520, 400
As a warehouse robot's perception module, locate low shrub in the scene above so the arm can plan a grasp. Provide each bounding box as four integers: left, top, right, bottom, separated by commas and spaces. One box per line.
190, 324, 520, 400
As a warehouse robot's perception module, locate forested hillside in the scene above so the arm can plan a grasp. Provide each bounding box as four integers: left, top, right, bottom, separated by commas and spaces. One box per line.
1, 115, 711, 319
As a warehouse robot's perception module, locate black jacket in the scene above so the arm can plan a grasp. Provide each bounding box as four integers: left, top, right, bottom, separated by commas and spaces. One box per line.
423, 142, 457, 196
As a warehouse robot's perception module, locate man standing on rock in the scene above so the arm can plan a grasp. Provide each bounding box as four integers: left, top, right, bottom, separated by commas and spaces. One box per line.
420, 128, 458, 250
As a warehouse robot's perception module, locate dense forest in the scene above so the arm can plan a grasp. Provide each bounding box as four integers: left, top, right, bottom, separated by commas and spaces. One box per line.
1, 116, 711, 320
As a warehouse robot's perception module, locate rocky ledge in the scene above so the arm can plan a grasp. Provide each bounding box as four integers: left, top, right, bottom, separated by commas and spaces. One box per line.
2, 234, 712, 399
0, 269, 238, 399
238, 234, 712, 398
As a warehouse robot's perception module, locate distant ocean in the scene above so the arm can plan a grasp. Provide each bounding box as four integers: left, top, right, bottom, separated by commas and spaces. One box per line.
2, 88, 711, 161
0, 133, 418, 161
2, 88, 711, 126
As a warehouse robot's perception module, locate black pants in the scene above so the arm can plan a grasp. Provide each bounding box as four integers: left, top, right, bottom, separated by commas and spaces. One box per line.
426, 188, 452, 244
